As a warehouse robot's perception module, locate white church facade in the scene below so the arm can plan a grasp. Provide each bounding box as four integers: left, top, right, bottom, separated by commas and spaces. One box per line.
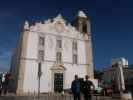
10, 11, 94, 94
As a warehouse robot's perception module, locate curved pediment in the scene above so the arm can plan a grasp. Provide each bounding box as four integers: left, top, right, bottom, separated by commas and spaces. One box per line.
27, 14, 83, 38
51, 63, 66, 71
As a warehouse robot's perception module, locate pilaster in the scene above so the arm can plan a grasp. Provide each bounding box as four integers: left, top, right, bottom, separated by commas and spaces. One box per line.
84, 35, 94, 78
16, 25, 29, 95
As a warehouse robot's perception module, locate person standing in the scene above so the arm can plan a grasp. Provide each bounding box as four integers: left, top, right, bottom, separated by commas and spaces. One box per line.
2, 73, 10, 95
71, 75, 81, 100
83, 75, 95, 100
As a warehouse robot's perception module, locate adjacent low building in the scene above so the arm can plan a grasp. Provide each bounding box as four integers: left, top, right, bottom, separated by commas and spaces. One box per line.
103, 58, 133, 94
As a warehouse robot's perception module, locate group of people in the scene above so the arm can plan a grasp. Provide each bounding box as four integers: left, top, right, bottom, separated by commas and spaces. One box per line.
0, 73, 14, 95
71, 75, 95, 100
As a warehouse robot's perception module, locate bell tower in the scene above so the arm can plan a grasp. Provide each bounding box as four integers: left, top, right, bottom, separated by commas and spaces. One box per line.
74, 11, 94, 78
74, 11, 91, 34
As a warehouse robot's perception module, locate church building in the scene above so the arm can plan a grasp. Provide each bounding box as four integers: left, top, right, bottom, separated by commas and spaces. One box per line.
10, 11, 94, 94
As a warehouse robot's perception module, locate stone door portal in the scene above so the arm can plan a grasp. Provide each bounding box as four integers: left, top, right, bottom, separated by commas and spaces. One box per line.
54, 73, 63, 93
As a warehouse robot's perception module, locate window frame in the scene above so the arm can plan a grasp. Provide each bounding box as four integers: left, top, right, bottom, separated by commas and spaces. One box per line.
56, 52, 62, 63
38, 50, 44, 61
56, 39, 62, 49
73, 54, 78, 64
39, 36, 45, 46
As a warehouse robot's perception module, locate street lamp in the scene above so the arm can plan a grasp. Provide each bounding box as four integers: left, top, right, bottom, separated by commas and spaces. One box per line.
38, 62, 42, 99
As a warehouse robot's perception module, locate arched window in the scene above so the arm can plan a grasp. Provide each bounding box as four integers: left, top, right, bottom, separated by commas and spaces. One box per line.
82, 23, 87, 33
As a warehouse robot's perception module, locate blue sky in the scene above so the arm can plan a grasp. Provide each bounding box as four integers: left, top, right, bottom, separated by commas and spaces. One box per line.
0, 0, 133, 71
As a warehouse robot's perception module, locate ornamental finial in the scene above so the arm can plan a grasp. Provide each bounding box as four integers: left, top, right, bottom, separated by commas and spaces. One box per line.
78, 10, 87, 18
24, 20, 29, 30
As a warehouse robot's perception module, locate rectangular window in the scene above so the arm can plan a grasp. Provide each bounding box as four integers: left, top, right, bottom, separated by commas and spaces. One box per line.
39, 36, 45, 46
73, 54, 77, 64
56, 52, 62, 63
73, 41, 77, 51
57, 40, 62, 49
38, 50, 44, 61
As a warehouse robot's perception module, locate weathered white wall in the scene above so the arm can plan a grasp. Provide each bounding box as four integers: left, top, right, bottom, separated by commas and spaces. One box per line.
64, 64, 87, 89
45, 35, 56, 61
78, 41, 86, 64
26, 32, 38, 59
23, 60, 38, 92
62, 38, 72, 63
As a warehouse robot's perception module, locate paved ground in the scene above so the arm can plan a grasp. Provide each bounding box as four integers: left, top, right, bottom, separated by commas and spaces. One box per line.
0, 94, 124, 100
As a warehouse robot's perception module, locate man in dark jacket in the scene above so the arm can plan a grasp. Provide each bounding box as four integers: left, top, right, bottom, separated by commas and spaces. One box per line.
71, 75, 81, 100
83, 75, 95, 100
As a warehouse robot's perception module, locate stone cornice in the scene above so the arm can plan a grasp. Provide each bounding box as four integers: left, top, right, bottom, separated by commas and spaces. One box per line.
19, 57, 90, 66
29, 30, 89, 41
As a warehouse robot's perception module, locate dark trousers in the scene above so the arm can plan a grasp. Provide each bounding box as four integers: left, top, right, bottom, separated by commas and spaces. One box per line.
84, 94, 91, 100
73, 93, 80, 100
